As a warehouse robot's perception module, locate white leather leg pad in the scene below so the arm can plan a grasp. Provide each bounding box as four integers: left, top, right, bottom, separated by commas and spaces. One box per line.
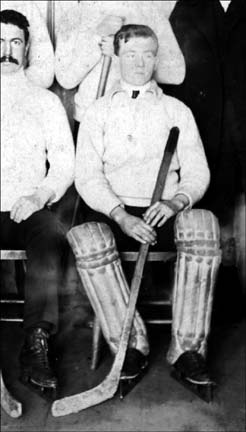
67, 222, 149, 356
167, 209, 221, 364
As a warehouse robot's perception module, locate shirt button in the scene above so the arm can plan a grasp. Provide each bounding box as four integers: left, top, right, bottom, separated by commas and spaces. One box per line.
127, 134, 133, 141
199, 90, 206, 98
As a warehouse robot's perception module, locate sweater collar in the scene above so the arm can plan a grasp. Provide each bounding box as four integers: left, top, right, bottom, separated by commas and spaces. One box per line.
1, 67, 28, 89
110, 79, 162, 101
1, 67, 30, 110
219, 1, 231, 12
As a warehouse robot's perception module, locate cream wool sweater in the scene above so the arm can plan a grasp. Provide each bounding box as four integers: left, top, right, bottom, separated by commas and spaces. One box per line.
55, 1, 185, 122
75, 80, 210, 216
1, 69, 75, 212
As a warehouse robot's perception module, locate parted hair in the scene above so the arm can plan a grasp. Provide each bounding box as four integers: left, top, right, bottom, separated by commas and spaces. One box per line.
0, 9, 30, 43
114, 24, 159, 56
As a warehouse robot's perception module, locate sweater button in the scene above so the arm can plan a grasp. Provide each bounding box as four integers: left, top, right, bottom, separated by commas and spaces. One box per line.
199, 90, 206, 98
127, 134, 133, 142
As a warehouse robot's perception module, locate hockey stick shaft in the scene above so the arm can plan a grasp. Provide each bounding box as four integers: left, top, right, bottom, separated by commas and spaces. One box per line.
109, 126, 180, 376
52, 126, 179, 416
70, 55, 112, 229
96, 56, 112, 99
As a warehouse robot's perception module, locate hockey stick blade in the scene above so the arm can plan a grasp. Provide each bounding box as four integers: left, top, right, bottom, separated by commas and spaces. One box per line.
1, 371, 22, 418
52, 245, 149, 417
52, 127, 179, 417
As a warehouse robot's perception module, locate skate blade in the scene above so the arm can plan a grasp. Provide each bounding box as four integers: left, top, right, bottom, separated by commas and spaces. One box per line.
119, 365, 148, 400
19, 373, 57, 401
171, 369, 215, 403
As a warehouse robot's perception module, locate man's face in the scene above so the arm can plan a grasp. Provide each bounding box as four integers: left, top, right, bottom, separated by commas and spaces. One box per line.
118, 36, 158, 86
0, 23, 27, 75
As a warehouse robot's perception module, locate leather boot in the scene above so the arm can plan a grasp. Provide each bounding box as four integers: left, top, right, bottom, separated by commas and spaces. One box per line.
20, 327, 57, 389
173, 351, 213, 385
121, 348, 148, 380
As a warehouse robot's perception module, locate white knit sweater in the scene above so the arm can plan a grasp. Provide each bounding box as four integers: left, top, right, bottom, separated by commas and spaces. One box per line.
1, 69, 75, 212
75, 80, 210, 216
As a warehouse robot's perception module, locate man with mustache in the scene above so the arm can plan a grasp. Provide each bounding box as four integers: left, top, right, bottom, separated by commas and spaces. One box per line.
1, 0, 54, 88
1, 39, 23, 69
1, 9, 75, 394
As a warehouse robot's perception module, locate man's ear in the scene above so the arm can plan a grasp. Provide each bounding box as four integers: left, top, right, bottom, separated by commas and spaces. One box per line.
25, 42, 30, 56
23, 42, 30, 68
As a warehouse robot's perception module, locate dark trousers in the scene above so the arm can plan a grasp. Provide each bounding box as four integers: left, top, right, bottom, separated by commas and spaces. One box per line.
0, 209, 69, 334
85, 205, 176, 252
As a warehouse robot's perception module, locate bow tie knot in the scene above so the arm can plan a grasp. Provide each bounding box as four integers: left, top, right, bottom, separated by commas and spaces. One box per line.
131, 90, 140, 99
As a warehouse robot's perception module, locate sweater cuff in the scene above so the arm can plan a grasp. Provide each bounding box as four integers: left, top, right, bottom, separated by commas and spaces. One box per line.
174, 191, 193, 210
101, 196, 124, 217
110, 203, 125, 218
34, 186, 55, 208
39, 177, 70, 204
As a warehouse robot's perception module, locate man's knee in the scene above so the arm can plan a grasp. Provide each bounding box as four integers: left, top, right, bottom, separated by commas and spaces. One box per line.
25, 211, 68, 265
27, 209, 66, 241
174, 209, 221, 256
67, 222, 119, 266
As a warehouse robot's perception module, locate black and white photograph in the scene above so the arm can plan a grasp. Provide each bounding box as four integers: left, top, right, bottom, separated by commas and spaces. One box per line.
0, 1, 245, 431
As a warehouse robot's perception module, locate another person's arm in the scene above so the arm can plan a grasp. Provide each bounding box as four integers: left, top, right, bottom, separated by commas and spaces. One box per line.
154, 17, 185, 85
38, 93, 75, 203
11, 94, 75, 223
55, 8, 122, 89
24, 2, 54, 88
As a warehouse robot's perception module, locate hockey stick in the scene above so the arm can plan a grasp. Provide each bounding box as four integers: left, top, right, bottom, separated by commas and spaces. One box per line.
96, 55, 112, 99
70, 55, 112, 229
1, 371, 22, 418
52, 126, 180, 417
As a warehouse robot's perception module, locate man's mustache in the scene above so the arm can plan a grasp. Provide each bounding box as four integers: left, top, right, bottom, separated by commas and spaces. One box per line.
0, 56, 19, 65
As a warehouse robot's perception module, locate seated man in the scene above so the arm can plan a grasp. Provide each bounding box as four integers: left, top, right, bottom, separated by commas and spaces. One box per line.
70, 25, 221, 395
1, 10, 75, 392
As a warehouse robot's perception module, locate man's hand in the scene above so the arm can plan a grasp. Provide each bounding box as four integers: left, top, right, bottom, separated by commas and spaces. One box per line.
143, 201, 176, 228
143, 194, 189, 228
10, 187, 55, 224
96, 15, 124, 37
119, 214, 157, 244
111, 206, 157, 245
99, 35, 115, 57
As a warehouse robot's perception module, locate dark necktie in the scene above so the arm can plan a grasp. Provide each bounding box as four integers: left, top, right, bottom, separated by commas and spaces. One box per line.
131, 90, 140, 99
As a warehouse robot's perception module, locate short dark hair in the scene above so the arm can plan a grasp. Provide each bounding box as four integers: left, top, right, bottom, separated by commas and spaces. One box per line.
0, 9, 30, 43
114, 24, 159, 56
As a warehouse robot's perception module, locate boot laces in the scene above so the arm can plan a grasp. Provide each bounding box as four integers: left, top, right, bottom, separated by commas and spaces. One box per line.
30, 330, 50, 370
